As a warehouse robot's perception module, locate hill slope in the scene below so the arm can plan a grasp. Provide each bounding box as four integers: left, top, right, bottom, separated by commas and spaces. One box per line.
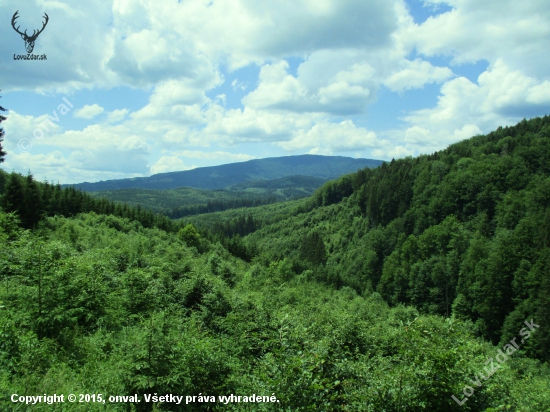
89, 186, 270, 214
226, 175, 327, 195
1, 211, 549, 410
89, 175, 328, 215
193, 115, 550, 361
67, 155, 383, 192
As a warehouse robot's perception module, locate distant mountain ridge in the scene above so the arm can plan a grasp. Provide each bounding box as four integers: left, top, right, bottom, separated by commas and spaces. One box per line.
67, 155, 384, 192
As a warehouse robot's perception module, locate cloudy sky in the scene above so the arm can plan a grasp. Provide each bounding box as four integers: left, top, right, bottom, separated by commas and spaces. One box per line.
1, 0, 549, 184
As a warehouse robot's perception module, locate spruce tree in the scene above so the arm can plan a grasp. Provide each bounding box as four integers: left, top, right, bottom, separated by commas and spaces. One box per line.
1, 172, 25, 217
0, 170, 7, 194
0, 91, 7, 163
22, 172, 43, 228
50, 183, 62, 215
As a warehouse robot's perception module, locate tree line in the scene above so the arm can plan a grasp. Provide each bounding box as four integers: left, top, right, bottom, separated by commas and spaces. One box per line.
166, 196, 278, 219
0, 170, 177, 232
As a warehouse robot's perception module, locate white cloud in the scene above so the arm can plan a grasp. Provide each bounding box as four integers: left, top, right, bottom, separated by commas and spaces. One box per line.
214, 94, 227, 107
372, 145, 414, 160
2, 0, 549, 179
107, 108, 129, 123
150, 155, 193, 174
2, 111, 52, 151
173, 150, 255, 162
243, 56, 378, 115
200, 106, 315, 143
236, 0, 398, 63
384, 58, 453, 92
130, 78, 222, 128
1, 2, 117, 92
1, 0, 401, 91
399, 59, 550, 154
2, 150, 148, 184
243, 61, 307, 111
68, 147, 149, 173
477, 61, 550, 115
4, 111, 151, 180
406, 0, 550, 77
278, 120, 382, 154
231, 79, 247, 91
74, 104, 105, 119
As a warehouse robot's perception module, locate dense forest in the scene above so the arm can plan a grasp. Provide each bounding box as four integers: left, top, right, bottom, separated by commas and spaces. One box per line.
0, 171, 178, 232
240, 116, 550, 360
1, 116, 550, 410
89, 186, 278, 217
87, 176, 328, 218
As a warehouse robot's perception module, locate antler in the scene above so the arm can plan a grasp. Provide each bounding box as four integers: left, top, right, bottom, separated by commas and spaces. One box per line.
32, 13, 49, 39
11, 11, 26, 37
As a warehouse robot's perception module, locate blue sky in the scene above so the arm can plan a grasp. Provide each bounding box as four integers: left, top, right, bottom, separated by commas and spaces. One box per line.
1, 0, 549, 184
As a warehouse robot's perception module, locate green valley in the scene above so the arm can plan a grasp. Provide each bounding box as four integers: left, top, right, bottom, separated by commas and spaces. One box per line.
88, 175, 329, 217
1, 116, 550, 410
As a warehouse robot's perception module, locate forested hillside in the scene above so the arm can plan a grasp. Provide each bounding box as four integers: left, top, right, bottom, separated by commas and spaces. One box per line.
226, 175, 327, 195
1, 116, 550, 410
89, 186, 276, 216
240, 115, 550, 360
89, 175, 327, 217
1, 211, 549, 411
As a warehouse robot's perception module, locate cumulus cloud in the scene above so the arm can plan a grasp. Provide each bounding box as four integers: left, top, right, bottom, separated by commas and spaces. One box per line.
2, 111, 53, 151
2, 0, 549, 180
278, 120, 382, 154
406, 0, 550, 77
150, 155, 194, 174
231, 79, 247, 91
371, 145, 414, 160
69, 147, 149, 173
3, 110, 151, 180
403, 59, 550, 145
130, 77, 222, 129
239, 0, 398, 62
74, 104, 105, 119
0, 2, 117, 92
2, 150, 147, 184
107, 109, 129, 123
200, 106, 313, 143
1, 0, 401, 91
384, 58, 454, 92
173, 150, 255, 162
243, 56, 378, 115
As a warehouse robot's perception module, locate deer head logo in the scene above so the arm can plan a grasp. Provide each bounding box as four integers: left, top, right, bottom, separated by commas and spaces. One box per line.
11, 11, 49, 54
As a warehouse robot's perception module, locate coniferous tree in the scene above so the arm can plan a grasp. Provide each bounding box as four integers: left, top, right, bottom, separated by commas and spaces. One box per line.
0, 91, 7, 163
41, 179, 53, 214
0, 170, 7, 195
22, 172, 43, 229
50, 183, 62, 215
0, 172, 25, 216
